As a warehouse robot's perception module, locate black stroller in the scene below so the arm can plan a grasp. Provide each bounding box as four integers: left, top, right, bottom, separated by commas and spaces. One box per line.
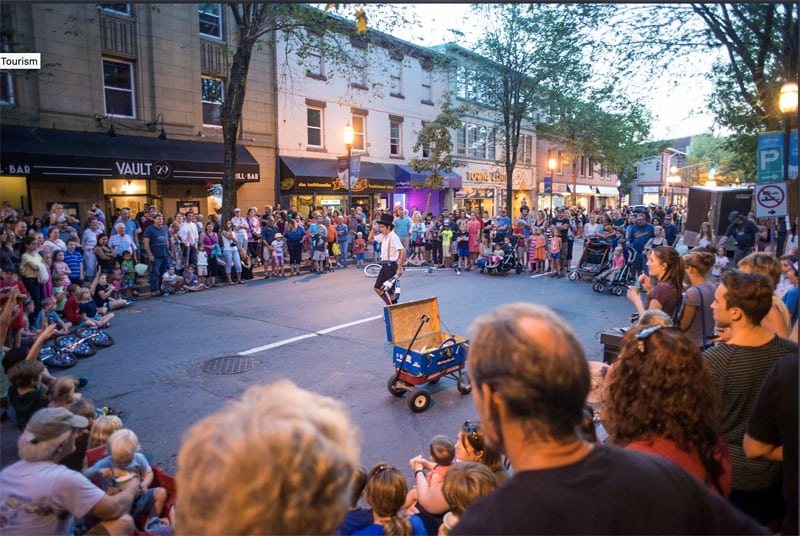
568, 239, 611, 281
593, 249, 637, 296
481, 244, 521, 275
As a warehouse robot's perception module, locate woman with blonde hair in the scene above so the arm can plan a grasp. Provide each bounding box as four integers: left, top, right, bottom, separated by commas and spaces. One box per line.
696, 221, 714, 251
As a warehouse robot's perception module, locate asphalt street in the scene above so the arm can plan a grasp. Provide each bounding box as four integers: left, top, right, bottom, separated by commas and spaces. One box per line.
1, 242, 635, 481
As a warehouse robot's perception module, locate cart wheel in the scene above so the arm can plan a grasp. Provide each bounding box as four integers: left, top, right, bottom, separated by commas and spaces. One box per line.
408, 390, 431, 412
568, 271, 578, 281
611, 285, 625, 296
592, 282, 605, 293
456, 374, 472, 395
364, 264, 381, 277
387, 375, 404, 397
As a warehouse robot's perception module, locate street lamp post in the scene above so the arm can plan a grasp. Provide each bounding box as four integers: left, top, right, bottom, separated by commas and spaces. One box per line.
548, 157, 557, 216
667, 165, 681, 206
616, 179, 621, 209
779, 82, 798, 182
343, 122, 354, 213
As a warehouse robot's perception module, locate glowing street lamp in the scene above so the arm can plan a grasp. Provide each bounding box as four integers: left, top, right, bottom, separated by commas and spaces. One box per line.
667, 165, 681, 206
779, 82, 798, 182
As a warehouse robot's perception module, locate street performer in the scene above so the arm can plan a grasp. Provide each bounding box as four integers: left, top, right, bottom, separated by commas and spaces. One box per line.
371, 212, 405, 305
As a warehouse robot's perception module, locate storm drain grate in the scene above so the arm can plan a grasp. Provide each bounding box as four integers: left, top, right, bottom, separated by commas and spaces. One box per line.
200, 356, 261, 375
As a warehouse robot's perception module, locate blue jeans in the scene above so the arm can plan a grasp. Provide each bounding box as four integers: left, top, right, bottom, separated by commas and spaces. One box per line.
338, 238, 350, 264
224, 248, 242, 274
149, 256, 169, 292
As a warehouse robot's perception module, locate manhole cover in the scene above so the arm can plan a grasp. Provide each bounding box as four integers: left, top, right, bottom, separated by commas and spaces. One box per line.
199, 356, 261, 375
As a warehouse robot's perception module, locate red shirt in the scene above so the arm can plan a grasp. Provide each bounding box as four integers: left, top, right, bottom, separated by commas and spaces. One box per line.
626, 436, 732, 497
64, 295, 81, 324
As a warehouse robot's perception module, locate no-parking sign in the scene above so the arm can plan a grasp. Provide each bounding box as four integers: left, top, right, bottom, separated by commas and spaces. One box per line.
754, 182, 787, 218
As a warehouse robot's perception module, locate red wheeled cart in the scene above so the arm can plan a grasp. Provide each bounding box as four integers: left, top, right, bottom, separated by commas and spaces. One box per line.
384, 297, 471, 413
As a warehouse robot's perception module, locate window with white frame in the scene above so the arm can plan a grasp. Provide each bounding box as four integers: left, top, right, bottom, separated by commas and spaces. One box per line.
468, 124, 486, 159
201, 77, 224, 126
421, 70, 432, 103
390, 58, 402, 97
557, 151, 564, 175
100, 3, 131, 15
102, 58, 135, 117
518, 135, 527, 164
306, 47, 325, 79
390, 118, 402, 156
307, 106, 323, 148
199, 3, 223, 39
351, 113, 366, 152
487, 128, 496, 160
0, 38, 12, 106
456, 124, 466, 155
456, 65, 467, 99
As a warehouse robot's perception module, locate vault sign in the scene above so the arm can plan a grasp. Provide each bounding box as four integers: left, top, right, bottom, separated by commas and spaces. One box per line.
754, 182, 787, 218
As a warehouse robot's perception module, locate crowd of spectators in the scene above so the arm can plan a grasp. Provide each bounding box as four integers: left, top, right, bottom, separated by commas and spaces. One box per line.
0, 198, 797, 535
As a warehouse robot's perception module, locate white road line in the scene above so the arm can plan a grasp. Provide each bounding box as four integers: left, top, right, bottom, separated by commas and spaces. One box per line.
237, 314, 383, 355
238, 333, 318, 355
317, 315, 383, 334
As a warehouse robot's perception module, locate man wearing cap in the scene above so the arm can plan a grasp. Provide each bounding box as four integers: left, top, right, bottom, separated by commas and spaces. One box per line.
371, 213, 405, 305
0, 407, 138, 535
231, 208, 249, 252
720, 211, 759, 264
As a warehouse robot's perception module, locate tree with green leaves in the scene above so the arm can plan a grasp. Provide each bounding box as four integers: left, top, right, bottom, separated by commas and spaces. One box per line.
408, 95, 465, 214
594, 4, 798, 209
471, 3, 608, 213
540, 87, 652, 206
218, 4, 371, 224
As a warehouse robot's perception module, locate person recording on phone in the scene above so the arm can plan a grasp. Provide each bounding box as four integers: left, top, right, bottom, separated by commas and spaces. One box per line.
370, 213, 405, 305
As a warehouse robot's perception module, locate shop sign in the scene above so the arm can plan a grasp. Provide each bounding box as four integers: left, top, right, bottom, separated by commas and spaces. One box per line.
281, 176, 394, 194
3, 163, 31, 175
466, 170, 504, 184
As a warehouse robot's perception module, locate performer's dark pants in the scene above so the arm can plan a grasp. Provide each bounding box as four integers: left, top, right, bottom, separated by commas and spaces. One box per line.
374, 261, 398, 305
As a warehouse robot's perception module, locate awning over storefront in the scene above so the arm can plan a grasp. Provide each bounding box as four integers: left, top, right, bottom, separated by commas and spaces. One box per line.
567, 184, 594, 194
279, 156, 394, 194
596, 186, 619, 196
395, 165, 462, 189
0, 125, 260, 182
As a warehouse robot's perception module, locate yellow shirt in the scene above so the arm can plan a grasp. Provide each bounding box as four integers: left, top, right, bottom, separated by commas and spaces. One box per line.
21, 252, 42, 279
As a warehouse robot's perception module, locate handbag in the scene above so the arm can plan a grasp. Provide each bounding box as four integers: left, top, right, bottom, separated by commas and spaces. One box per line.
210, 243, 222, 259
332, 242, 341, 256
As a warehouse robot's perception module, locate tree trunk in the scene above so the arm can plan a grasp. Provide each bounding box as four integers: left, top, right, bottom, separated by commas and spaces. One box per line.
221, 36, 256, 226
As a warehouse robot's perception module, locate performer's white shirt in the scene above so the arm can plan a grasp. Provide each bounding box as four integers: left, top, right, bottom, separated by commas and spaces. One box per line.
378, 230, 403, 262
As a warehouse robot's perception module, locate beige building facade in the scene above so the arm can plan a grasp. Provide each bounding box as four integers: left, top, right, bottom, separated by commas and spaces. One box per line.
0, 3, 276, 222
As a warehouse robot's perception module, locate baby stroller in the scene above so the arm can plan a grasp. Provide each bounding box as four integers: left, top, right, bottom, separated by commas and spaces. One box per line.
568, 239, 611, 281
593, 249, 637, 296
482, 245, 520, 275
